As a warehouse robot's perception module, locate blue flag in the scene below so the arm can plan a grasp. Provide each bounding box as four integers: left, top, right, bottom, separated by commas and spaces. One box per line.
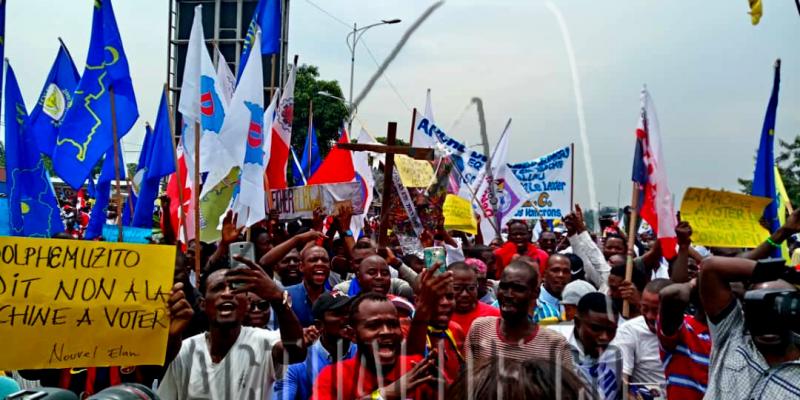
4, 62, 64, 237
53, 0, 139, 189
132, 92, 176, 227
29, 41, 81, 157
237, 0, 281, 80
752, 61, 781, 257
85, 143, 127, 239
300, 119, 322, 179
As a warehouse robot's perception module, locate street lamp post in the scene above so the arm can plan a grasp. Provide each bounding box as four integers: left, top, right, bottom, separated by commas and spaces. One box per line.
346, 18, 401, 132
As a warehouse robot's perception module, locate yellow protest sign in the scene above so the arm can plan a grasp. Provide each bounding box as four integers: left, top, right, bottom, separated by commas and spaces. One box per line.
680, 188, 771, 248
394, 155, 434, 188
0, 236, 175, 369
443, 194, 478, 235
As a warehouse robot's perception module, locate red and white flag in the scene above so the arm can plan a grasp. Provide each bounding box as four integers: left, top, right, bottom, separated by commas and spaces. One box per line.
266, 63, 297, 189
165, 142, 195, 244
632, 87, 677, 258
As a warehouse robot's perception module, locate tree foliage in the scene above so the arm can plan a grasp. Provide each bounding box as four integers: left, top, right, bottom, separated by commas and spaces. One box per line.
291, 64, 349, 158
739, 135, 800, 207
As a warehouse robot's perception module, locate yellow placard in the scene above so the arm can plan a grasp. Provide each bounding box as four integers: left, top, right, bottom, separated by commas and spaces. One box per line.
680, 188, 771, 248
394, 155, 434, 188
443, 194, 478, 235
0, 236, 175, 369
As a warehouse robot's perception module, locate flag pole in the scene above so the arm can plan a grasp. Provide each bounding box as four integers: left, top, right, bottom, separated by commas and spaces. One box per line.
109, 85, 124, 242
570, 142, 575, 211
307, 99, 313, 179
164, 84, 189, 245
623, 183, 639, 318
193, 120, 201, 284
408, 108, 417, 146
264, 54, 277, 212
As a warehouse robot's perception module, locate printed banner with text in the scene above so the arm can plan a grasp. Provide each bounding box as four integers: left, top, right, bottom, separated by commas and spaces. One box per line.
509, 145, 573, 220
414, 115, 487, 189
271, 182, 365, 220
680, 188, 771, 248
0, 237, 175, 369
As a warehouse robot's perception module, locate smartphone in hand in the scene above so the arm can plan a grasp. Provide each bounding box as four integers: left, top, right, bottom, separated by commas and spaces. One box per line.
229, 241, 255, 269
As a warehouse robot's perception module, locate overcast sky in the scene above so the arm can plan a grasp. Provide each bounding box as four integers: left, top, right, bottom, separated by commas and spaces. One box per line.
6, 0, 800, 210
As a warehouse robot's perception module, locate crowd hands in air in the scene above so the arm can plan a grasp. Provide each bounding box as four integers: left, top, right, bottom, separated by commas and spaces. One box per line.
6, 198, 800, 400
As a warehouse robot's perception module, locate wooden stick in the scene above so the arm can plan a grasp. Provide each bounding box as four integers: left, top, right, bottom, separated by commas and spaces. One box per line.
264, 54, 277, 212
623, 183, 639, 318
194, 120, 201, 283
570, 142, 575, 212
307, 99, 313, 179
109, 85, 124, 243
378, 122, 398, 248
164, 84, 190, 244
408, 108, 417, 146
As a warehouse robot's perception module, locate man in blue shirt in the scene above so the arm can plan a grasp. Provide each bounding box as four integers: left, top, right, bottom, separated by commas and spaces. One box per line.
286, 245, 331, 327
273, 291, 357, 400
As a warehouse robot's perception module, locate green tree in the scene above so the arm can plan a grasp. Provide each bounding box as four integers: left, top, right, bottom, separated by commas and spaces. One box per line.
375, 137, 410, 146
0, 141, 5, 168
291, 64, 349, 159
738, 135, 800, 207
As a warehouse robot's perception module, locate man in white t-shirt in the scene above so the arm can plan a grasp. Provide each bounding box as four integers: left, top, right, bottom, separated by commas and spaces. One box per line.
159, 256, 306, 400
612, 278, 671, 397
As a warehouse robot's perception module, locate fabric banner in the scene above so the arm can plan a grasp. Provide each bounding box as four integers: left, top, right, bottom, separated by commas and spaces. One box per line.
392, 169, 425, 236
413, 115, 487, 189
509, 145, 573, 220
0, 236, 175, 369
679, 188, 771, 248
101, 225, 152, 244
271, 182, 365, 220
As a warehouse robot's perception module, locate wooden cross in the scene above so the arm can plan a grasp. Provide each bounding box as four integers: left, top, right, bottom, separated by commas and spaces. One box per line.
338, 122, 434, 247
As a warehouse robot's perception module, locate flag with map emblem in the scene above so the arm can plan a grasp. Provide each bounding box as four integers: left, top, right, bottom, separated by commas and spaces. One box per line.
4, 61, 63, 237
53, 0, 138, 189
29, 41, 80, 157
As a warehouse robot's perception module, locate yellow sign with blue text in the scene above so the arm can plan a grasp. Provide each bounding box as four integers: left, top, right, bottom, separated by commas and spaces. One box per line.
0, 236, 175, 369
680, 188, 771, 249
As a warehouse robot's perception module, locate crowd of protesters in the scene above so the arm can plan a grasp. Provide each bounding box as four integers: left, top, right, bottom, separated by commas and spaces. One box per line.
3, 196, 800, 400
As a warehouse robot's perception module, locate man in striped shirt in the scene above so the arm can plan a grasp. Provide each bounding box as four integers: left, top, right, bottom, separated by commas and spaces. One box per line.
465, 261, 573, 370
657, 280, 710, 400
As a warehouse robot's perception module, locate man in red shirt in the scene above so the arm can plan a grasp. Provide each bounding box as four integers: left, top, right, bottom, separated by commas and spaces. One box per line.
494, 220, 549, 278
449, 261, 500, 334
406, 266, 463, 384
313, 292, 439, 400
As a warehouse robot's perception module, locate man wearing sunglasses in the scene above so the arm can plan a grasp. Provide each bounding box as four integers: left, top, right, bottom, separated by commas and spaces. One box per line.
448, 261, 500, 336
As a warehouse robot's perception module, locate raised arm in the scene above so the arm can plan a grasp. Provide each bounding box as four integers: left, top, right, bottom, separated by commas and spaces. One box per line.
671, 221, 693, 284
160, 195, 177, 245
259, 229, 325, 268
742, 208, 800, 260
698, 257, 755, 323
407, 267, 453, 355
228, 256, 307, 364
207, 211, 245, 268
565, 204, 610, 291
658, 281, 692, 341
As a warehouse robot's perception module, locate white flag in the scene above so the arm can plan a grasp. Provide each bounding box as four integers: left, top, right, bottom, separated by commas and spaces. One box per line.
351, 128, 377, 236
201, 30, 264, 199
216, 48, 236, 107
180, 5, 228, 180
414, 89, 438, 149
475, 123, 527, 244
231, 88, 280, 227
